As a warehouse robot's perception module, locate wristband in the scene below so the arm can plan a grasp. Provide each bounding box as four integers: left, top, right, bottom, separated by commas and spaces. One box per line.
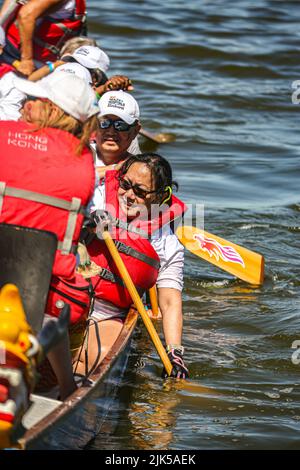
46, 61, 55, 72
166, 344, 184, 354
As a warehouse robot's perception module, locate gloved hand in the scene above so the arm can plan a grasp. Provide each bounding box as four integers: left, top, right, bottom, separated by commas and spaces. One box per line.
92, 210, 115, 238
162, 346, 189, 379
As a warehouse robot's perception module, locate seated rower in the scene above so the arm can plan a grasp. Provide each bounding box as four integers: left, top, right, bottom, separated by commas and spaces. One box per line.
0, 0, 86, 76
27, 42, 134, 97
90, 90, 142, 183
0, 54, 93, 121
0, 71, 99, 398
77, 153, 189, 379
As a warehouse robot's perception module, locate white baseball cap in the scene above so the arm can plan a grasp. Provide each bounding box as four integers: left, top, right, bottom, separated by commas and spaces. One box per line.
0, 26, 6, 47
69, 45, 110, 73
13, 72, 99, 123
98, 90, 140, 125
53, 62, 92, 84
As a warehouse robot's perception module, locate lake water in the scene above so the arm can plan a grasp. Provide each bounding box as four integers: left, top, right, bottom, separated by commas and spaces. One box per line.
87, 0, 300, 450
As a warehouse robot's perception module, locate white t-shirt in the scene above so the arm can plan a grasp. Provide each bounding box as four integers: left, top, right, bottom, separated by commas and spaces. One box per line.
0, 72, 26, 121
89, 172, 184, 320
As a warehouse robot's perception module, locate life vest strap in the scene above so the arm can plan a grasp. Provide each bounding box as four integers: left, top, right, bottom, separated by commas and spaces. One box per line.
33, 36, 61, 56
57, 241, 77, 254
61, 196, 81, 254
0, 182, 83, 255
99, 267, 124, 287
114, 240, 160, 270
97, 267, 145, 297
115, 217, 148, 238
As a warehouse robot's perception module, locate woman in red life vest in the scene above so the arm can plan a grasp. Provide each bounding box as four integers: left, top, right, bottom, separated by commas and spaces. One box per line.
0, 0, 86, 76
0, 71, 99, 398
77, 153, 189, 379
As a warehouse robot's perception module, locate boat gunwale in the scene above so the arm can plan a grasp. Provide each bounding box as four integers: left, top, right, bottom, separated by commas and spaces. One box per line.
22, 307, 139, 446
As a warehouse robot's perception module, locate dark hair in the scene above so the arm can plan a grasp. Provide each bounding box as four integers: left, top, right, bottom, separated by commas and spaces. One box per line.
62, 56, 108, 85
118, 152, 178, 203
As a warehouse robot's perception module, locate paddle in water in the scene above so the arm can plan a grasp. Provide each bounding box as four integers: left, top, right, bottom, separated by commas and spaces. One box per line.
139, 127, 176, 144
176, 225, 264, 285
100, 227, 173, 376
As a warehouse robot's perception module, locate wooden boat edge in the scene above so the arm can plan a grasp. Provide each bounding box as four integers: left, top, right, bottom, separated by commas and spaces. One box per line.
21, 307, 139, 446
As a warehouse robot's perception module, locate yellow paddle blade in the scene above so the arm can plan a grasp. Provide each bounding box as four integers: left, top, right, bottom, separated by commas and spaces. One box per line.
176, 226, 264, 285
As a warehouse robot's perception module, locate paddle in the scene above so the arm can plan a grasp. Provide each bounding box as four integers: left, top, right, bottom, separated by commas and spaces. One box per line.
149, 285, 159, 318
139, 127, 175, 144
101, 228, 172, 376
176, 225, 264, 285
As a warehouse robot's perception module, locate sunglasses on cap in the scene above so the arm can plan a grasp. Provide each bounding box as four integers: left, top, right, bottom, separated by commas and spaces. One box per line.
118, 176, 157, 200
98, 118, 136, 132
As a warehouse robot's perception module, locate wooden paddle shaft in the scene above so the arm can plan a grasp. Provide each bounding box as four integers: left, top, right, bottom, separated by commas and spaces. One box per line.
102, 230, 172, 376
149, 285, 159, 317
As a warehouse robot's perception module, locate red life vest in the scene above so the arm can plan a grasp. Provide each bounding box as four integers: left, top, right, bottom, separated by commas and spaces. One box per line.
0, 63, 15, 79
0, 120, 95, 280
87, 170, 186, 309
4, 0, 86, 63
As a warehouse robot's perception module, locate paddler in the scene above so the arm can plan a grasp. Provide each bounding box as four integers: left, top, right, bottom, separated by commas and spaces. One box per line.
89, 90, 142, 182
0, 71, 99, 398
0, 44, 135, 121
76, 153, 189, 379
28, 41, 134, 97
0, 0, 86, 76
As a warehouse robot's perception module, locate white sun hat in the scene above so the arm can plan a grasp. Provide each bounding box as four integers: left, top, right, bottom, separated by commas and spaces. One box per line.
69, 45, 110, 73
98, 90, 140, 125
52, 62, 92, 84
13, 72, 99, 122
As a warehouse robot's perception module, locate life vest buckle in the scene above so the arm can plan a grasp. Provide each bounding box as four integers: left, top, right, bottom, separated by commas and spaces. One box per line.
114, 240, 131, 255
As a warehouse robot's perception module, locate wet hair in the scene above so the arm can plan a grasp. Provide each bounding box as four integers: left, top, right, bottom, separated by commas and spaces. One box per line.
59, 37, 98, 57
118, 152, 178, 204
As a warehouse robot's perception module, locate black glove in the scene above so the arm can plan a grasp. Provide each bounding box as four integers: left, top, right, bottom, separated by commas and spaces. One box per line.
162, 347, 189, 379
91, 210, 115, 238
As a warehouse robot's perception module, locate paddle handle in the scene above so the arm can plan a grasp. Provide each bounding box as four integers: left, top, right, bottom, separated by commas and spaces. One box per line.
102, 230, 172, 376
149, 285, 159, 318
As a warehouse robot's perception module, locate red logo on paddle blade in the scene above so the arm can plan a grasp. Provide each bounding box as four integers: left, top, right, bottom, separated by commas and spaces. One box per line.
193, 233, 245, 267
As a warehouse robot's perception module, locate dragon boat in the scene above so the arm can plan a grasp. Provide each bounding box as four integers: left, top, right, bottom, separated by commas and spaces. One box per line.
0, 223, 138, 450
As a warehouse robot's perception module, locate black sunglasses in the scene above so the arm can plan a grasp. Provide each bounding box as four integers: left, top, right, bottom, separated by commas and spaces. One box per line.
98, 118, 135, 132
118, 176, 157, 199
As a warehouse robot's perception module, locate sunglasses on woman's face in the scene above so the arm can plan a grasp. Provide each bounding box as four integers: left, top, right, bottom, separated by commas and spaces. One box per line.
118, 176, 156, 199
98, 118, 135, 132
